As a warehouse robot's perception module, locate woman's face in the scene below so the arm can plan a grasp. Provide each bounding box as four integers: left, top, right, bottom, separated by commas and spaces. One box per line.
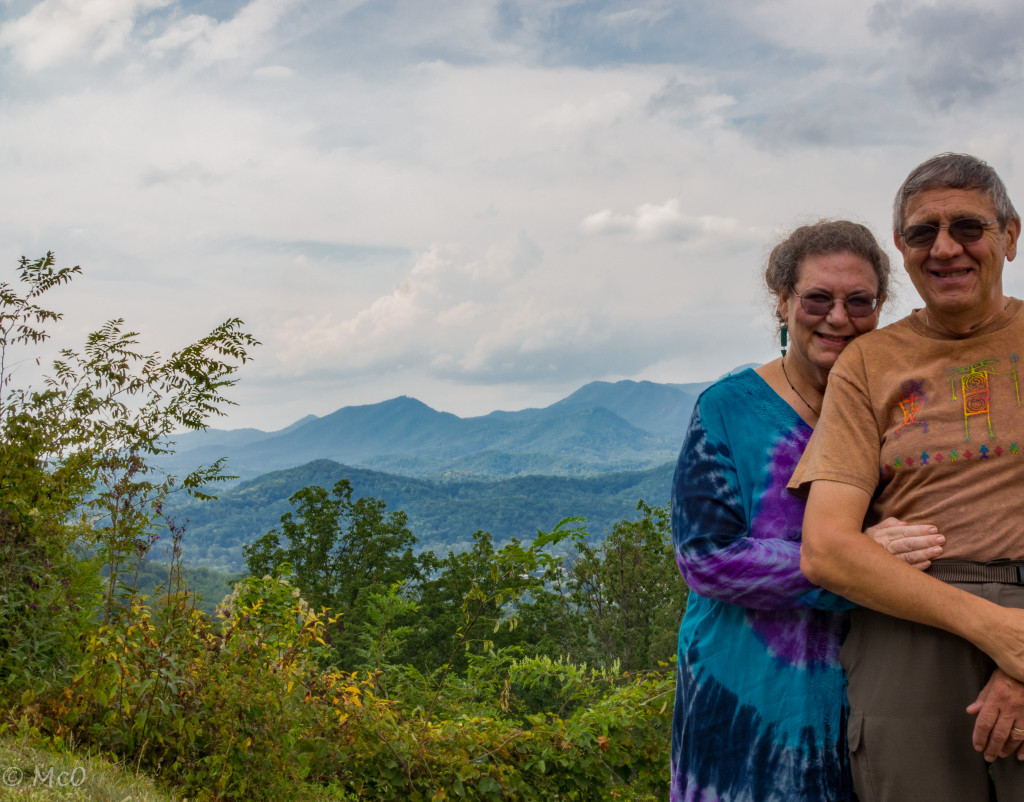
778, 251, 882, 374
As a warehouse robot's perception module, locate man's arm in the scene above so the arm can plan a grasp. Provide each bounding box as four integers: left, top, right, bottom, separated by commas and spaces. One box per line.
800, 479, 1024, 681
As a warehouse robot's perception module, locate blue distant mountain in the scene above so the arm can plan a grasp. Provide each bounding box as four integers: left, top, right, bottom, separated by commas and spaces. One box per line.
159, 370, 760, 570
159, 377, 732, 481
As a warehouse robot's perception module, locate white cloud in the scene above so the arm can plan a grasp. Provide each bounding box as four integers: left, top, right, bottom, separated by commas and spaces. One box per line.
271, 236, 550, 378
146, 13, 214, 55
0, 0, 172, 69
2, 0, 1024, 429
581, 199, 750, 246
252, 64, 294, 79
168, 0, 301, 65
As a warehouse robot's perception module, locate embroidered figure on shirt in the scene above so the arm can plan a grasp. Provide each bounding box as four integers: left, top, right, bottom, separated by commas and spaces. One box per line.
947, 357, 1023, 440
885, 443, 1024, 472
1013, 354, 1021, 405
889, 379, 929, 437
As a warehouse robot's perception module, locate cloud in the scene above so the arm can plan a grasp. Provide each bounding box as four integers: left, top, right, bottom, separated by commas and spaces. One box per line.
157, 0, 304, 66
647, 76, 735, 125
868, 0, 1024, 109
581, 200, 748, 246
271, 235, 550, 379
145, 12, 215, 56
4, 0, 1024, 430
252, 64, 294, 78
0, 0, 173, 69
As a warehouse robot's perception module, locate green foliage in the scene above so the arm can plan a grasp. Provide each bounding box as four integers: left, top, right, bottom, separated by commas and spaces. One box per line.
128, 559, 239, 617
405, 529, 536, 672
331, 651, 672, 801
0, 511, 99, 707
58, 567, 342, 800
243, 479, 436, 665
305, 529, 674, 801
558, 501, 687, 670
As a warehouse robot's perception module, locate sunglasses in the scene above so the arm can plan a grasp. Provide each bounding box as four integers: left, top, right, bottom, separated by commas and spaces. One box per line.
900, 217, 998, 249
793, 290, 878, 318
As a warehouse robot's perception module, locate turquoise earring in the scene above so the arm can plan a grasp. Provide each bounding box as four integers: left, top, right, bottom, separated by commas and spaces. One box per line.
780, 323, 788, 357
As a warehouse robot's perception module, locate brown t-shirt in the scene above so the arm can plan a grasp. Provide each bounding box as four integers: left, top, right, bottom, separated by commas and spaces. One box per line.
791, 297, 1024, 561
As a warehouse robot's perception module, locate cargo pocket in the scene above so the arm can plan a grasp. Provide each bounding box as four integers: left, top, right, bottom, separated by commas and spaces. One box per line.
847, 712, 876, 802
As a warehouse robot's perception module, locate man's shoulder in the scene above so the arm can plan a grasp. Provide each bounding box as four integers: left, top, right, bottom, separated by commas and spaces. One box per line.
831, 314, 918, 376
851, 313, 918, 350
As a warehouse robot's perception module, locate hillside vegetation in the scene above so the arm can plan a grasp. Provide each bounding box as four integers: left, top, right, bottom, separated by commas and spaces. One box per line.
165, 458, 675, 571
0, 255, 687, 801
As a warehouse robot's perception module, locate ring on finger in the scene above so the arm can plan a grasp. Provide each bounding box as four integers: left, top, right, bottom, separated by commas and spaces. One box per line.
1013, 727, 1024, 736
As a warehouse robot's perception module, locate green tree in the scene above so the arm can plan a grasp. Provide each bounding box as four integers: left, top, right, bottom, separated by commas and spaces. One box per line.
404, 528, 553, 673
568, 501, 686, 670
0, 252, 258, 705
513, 502, 688, 672
242, 478, 436, 665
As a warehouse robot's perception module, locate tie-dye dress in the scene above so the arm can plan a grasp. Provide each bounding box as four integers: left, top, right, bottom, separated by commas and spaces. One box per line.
669, 369, 854, 802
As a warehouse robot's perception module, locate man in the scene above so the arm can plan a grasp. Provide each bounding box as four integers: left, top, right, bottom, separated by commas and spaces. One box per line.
794, 153, 1024, 801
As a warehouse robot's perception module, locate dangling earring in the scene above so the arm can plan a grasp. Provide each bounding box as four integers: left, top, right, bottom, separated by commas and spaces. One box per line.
780, 323, 788, 357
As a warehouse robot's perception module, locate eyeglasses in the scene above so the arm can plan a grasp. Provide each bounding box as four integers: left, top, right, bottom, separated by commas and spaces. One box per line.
793, 290, 878, 318
899, 218, 999, 249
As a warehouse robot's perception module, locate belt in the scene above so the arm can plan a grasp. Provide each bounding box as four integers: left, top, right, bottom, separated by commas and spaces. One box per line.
927, 560, 1024, 585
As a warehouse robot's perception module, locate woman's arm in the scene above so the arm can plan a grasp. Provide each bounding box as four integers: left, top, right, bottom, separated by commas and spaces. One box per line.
672, 400, 846, 610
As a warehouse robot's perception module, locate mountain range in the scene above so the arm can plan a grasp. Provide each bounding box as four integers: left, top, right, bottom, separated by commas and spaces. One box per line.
159, 377, 726, 481
159, 372, 752, 572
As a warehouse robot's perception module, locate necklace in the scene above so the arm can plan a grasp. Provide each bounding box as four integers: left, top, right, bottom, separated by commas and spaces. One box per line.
780, 357, 822, 417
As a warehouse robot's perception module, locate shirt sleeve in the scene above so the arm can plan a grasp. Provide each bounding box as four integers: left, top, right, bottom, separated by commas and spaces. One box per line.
671, 393, 852, 612
790, 354, 883, 497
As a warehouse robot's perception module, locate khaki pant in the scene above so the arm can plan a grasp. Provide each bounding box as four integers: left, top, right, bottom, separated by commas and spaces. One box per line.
841, 581, 1024, 802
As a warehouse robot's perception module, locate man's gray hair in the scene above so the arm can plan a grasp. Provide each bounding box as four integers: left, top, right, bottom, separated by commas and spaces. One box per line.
893, 152, 1019, 234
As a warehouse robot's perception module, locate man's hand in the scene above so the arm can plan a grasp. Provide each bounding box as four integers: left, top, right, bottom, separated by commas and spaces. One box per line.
966, 669, 1024, 761
864, 517, 944, 570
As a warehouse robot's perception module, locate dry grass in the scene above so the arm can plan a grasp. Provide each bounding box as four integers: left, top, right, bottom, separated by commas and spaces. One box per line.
0, 729, 179, 802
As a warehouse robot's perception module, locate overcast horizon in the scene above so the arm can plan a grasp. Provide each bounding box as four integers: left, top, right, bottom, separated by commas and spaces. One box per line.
3, 0, 1024, 431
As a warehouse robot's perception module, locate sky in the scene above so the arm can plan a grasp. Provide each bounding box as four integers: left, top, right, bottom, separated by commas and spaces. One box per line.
2, 0, 1024, 431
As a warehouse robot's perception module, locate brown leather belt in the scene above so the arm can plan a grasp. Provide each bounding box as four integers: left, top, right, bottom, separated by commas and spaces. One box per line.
927, 560, 1024, 585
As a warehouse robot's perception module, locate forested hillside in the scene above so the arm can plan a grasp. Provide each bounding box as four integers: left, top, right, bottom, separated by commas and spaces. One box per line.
168, 458, 675, 571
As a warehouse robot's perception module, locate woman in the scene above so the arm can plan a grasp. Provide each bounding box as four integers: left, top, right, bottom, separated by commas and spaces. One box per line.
669, 220, 945, 802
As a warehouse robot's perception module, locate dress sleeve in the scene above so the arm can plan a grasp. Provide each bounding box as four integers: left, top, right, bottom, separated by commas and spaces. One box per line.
671, 394, 853, 612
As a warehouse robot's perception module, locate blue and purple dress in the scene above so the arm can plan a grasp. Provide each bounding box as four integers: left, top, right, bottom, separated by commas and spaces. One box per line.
669, 369, 854, 802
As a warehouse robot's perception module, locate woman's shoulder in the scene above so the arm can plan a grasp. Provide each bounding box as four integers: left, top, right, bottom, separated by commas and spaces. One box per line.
696, 367, 767, 409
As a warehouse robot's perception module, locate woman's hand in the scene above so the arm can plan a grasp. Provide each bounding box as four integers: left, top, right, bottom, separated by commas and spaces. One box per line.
864, 517, 944, 571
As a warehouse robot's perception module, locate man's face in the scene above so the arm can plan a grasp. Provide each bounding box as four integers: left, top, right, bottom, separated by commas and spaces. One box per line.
895, 187, 1020, 333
